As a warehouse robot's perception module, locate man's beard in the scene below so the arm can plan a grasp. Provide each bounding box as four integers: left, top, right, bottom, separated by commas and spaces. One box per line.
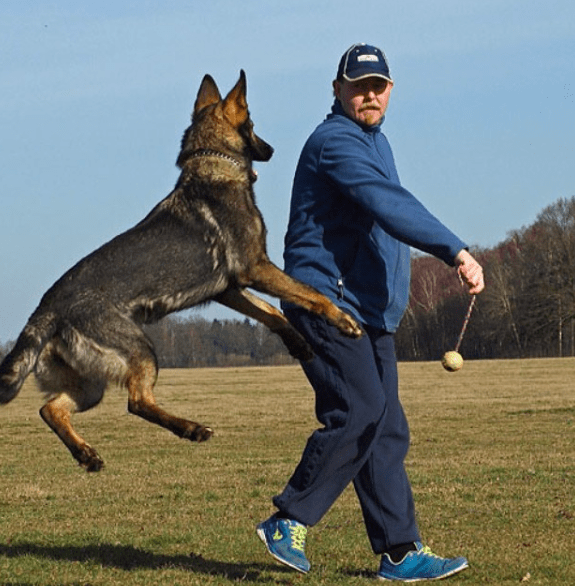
360, 107, 383, 126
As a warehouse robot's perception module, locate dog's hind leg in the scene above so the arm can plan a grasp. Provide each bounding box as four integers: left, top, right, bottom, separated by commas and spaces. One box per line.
216, 288, 314, 361
40, 386, 105, 472
36, 347, 107, 471
126, 352, 213, 443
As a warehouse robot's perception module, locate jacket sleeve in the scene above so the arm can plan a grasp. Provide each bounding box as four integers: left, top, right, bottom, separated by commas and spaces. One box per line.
318, 129, 467, 266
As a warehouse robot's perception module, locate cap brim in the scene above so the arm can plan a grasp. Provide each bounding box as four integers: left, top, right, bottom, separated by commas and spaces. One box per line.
343, 71, 393, 83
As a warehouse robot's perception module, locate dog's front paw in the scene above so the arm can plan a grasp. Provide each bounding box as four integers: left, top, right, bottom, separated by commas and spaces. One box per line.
289, 341, 314, 362
277, 327, 314, 362
335, 312, 364, 338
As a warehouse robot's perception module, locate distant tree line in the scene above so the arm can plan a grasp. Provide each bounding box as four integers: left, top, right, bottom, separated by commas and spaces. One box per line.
1, 196, 574, 367
143, 315, 296, 367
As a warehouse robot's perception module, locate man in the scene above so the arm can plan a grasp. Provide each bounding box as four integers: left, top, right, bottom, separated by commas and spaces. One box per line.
256, 43, 484, 581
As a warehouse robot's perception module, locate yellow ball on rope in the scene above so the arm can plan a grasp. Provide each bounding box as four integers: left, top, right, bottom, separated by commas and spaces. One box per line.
441, 351, 463, 372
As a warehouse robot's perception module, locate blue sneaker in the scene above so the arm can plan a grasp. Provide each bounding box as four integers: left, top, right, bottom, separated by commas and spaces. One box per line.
377, 542, 468, 582
256, 514, 310, 574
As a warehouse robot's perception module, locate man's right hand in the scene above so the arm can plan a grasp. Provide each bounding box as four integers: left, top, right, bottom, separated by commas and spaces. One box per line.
455, 249, 484, 295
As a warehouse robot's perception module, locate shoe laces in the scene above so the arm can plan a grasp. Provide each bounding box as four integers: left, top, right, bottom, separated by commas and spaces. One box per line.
289, 523, 307, 552
418, 544, 440, 558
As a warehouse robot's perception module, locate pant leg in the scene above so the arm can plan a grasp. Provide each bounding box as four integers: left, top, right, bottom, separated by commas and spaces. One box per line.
274, 308, 419, 550
352, 331, 420, 553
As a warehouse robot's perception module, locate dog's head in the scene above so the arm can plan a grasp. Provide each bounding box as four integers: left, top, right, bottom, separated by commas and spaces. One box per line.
177, 70, 274, 169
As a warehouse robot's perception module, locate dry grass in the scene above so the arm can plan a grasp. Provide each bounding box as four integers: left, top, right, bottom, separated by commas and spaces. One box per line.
0, 358, 573, 585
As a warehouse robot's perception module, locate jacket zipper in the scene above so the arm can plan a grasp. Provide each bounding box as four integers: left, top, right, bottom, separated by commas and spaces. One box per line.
337, 277, 344, 300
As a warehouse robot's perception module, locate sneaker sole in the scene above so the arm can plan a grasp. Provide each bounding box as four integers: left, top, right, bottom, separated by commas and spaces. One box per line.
377, 560, 469, 582
256, 525, 310, 574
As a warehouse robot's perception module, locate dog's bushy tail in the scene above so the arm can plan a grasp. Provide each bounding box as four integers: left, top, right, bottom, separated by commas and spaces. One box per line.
0, 310, 57, 404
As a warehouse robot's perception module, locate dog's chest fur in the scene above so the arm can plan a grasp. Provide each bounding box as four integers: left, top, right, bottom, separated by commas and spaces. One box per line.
175, 169, 266, 277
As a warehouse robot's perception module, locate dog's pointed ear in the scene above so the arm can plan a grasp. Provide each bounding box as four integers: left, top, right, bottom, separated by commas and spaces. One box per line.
222, 70, 249, 126
194, 74, 222, 117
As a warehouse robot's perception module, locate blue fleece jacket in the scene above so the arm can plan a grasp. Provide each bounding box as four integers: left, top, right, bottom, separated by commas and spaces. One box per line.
283, 100, 467, 331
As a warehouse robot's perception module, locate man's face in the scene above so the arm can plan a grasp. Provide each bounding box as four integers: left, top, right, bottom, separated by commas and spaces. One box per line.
333, 77, 393, 127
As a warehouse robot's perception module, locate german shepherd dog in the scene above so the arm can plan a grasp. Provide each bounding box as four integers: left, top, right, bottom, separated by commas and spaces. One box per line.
0, 72, 362, 472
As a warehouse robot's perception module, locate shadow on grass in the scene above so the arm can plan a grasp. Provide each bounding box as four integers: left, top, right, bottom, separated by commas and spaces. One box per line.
0, 541, 291, 581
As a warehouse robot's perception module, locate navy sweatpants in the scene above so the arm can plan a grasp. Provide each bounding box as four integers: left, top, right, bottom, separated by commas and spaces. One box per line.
273, 307, 421, 554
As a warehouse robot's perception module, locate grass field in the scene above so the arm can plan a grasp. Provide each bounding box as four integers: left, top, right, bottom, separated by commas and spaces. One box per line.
0, 358, 573, 585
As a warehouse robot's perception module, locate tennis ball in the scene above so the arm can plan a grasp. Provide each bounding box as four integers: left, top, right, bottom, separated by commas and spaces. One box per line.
441, 351, 463, 372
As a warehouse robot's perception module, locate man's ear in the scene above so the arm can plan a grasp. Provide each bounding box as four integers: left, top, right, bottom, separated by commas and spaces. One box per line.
333, 79, 342, 101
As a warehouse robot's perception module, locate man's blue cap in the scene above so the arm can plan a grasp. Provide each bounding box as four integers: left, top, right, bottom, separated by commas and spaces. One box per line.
336, 43, 393, 83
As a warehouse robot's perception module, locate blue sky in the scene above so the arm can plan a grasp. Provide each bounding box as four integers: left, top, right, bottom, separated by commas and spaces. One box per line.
1, 1, 574, 342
